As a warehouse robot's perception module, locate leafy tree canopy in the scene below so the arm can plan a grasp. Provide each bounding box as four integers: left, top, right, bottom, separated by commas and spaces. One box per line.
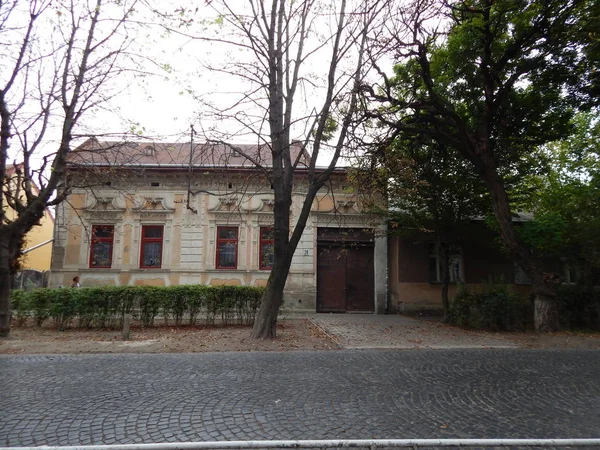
521, 111, 600, 282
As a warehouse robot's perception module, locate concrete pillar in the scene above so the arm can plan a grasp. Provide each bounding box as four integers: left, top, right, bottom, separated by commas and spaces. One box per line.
374, 230, 388, 314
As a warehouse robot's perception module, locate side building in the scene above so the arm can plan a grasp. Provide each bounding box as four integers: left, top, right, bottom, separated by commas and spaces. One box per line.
388, 221, 540, 313
5, 164, 54, 272
49, 140, 387, 313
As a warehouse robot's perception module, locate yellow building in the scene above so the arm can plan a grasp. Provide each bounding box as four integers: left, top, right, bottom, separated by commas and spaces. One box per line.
5, 164, 54, 271
50, 140, 388, 313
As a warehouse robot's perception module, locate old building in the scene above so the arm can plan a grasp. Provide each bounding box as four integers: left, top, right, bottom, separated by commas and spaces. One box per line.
388, 221, 535, 313
49, 140, 387, 313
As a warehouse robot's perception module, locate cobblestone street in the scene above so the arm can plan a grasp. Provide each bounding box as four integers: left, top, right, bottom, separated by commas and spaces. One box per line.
1, 350, 599, 446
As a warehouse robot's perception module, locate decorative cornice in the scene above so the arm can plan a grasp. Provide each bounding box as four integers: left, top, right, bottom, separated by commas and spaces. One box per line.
208, 196, 240, 212
257, 198, 275, 212
133, 197, 175, 214
313, 212, 370, 226
257, 215, 274, 224
138, 213, 174, 221
212, 212, 248, 222
337, 200, 356, 211
83, 197, 126, 222
87, 211, 123, 221
84, 196, 126, 212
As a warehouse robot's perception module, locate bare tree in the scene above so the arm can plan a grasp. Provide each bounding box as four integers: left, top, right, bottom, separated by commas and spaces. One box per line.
165, 0, 387, 338
0, 0, 144, 337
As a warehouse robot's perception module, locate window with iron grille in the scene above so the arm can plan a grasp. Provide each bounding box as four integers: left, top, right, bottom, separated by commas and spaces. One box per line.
89, 225, 114, 268
429, 243, 462, 282
514, 262, 532, 285
216, 226, 238, 269
259, 227, 274, 270
140, 225, 163, 268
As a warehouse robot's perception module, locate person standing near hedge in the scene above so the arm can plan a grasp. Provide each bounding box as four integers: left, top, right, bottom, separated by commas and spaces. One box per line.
70, 276, 81, 288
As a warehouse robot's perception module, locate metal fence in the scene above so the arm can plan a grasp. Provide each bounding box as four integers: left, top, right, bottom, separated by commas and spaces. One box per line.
3, 439, 600, 450
11, 269, 49, 290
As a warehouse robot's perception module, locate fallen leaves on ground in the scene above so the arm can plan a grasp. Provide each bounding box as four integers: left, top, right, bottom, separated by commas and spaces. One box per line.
1, 320, 338, 354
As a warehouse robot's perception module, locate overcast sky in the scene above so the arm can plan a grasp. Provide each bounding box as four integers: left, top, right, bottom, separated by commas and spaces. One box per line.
6, 0, 398, 171
82, 0, 380, 167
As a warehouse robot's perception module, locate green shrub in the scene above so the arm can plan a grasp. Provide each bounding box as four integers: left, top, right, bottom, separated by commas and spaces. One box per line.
29, 288, 51, 326
478, 285, 524, 331
447, 284, 474, 328
162, 285, 191, 326
449, 283, 600, 331
49, 288, 78, 330
137, 286, 163, 327
448, 284, 526, 331
8, 284, 265, 330
557, 285, 600, 330
9, 289, 29, 326
187, 285, 207, 325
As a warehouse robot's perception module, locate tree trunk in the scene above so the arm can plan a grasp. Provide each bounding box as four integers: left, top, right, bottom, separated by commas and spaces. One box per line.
0, 225, 34, 337
0, 235, 12, 337
477, 152, 560, 332
534, 292, 560, 332
251, 268, 288, 339
439, 242, 451, 322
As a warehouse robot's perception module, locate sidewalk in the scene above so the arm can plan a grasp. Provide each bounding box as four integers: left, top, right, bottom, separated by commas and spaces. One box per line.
308, 313, 520, 349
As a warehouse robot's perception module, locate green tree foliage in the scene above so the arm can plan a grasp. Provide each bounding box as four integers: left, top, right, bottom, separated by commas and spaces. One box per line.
352, 133, 488, 319
522, 112, 600, 283
576, 0, 600, 105
364, 0, 595, 331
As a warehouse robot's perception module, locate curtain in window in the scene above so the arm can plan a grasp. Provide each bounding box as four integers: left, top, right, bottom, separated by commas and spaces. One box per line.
91, 242, 112, 267
218, 242, 236, 267
142, 242, 162, 267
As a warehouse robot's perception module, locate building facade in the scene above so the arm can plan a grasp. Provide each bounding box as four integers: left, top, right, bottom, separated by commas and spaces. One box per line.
388, 222, 535, 313
49, 140, 387, 313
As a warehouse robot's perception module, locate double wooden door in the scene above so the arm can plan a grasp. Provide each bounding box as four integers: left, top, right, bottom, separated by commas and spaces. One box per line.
316, 244, 374, 312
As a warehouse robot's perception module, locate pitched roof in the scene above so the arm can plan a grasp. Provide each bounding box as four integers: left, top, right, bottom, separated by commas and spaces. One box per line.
68, 139, 311, 169
6, 163, 24, 176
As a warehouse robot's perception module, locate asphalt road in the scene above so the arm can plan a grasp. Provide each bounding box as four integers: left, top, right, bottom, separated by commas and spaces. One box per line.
1, 350, 599, 446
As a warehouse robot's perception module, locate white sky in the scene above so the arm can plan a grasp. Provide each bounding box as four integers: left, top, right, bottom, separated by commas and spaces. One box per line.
77, 0, 383, 166
6, 0, 399, 171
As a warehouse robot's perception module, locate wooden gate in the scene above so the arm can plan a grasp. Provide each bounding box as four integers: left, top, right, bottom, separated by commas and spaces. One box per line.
316, 228, 374, 313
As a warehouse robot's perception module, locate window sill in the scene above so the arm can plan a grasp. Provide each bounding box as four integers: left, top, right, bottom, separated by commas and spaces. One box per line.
133, 268, 169, 273
79, 268, 121, 273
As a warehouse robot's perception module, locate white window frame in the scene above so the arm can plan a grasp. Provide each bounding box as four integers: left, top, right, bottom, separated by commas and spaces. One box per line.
429, 243, 463, 283
513, 262, 532, 285
563, 263, 580, 284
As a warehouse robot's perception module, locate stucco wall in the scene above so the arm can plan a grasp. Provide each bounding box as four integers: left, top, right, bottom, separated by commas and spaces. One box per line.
3, 180, 54, 271
388, 227, 534, 313
19, 212, 54, 271
50, 172, 387, 313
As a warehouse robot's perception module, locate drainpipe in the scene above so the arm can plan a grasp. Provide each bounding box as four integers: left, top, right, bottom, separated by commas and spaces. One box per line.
21, 238, 54, 255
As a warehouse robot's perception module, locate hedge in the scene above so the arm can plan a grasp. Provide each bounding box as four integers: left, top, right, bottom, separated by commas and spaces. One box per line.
557, 284, 600, 330
448, 283, 600, 331
447, 284, 528, 331
9, 285, 265, 329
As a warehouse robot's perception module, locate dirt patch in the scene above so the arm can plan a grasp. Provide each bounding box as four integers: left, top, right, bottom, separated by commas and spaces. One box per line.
408, 314, 600, 349
494, 330, 600, 349
0, 319, 339, 354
